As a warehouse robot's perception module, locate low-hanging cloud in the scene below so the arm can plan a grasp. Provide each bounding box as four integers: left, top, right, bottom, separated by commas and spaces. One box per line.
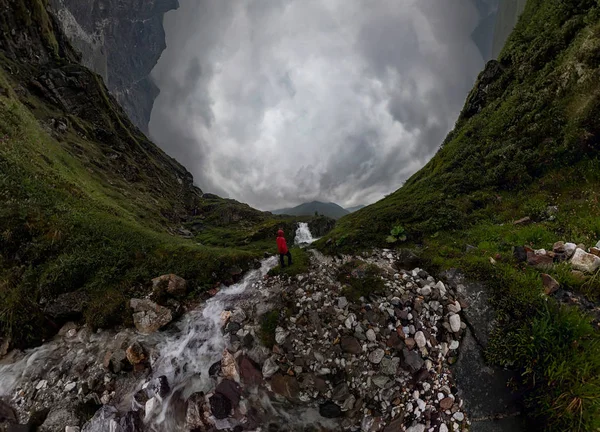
150, 0, 486, 210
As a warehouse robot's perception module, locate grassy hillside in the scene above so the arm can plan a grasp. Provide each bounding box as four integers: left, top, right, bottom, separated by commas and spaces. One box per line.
0, 0, 331, 349
320, 0, 600, 430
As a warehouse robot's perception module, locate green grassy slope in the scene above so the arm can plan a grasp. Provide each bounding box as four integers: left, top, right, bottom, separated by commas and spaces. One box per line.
0, 0, 331, 349
320, 1, 600, 430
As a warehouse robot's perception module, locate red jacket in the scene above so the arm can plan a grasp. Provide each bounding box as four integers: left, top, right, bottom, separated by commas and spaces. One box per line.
276, 230, 288, 254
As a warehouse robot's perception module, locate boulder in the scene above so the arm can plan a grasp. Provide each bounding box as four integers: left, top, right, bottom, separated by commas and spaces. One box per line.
215, 379, 241, 408
151, 274, 187, 297
590, 247, 600, 257
541, 274, 559, 295
143, 376, 170, 399
130, 299, 172, 334
126, 342, 147, 365
238, 356, 263, 386
221, 350, 240, 382
571, 248, 600, 273
209, 393, 231, 420
44, 291, 89, 321
185, 393, 208, 430
38, 406, 81, 432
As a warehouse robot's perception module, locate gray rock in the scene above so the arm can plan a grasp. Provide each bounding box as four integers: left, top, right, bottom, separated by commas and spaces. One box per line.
379, 357, 400, 376
151, 274, 187, 297
414, 331, 426, 348
368, 348, 385, 364
372, 375, 389, 389
38, 406, 81, 432
337, 297, 349, 309
571, 248, 600, 273
366, 329, 376, 342
130, 299, 173, 334
262, 357, 279, 378
331, 382, 350, 402
402, 348, 424, 372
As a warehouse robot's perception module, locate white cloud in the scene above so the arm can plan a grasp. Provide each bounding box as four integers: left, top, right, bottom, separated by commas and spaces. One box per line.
150, 0, 484, 210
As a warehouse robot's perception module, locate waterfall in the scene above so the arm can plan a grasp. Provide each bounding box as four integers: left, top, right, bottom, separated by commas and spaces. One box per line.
294, 222, 315, 245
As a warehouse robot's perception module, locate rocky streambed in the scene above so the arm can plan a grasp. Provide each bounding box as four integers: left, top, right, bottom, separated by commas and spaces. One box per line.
0, 249, 479, 432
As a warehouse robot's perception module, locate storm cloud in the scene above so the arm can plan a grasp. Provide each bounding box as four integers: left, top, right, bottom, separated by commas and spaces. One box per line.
149, 0, 487, 210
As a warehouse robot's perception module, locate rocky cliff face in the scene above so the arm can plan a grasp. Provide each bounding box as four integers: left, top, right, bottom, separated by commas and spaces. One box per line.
48, 0, 178, 134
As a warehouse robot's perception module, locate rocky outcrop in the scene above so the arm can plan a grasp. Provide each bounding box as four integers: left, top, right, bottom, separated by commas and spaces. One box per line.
49, 0, 179, 134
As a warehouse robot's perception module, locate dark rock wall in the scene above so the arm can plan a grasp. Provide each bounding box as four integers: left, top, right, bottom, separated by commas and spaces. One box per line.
49, 0, 179, 134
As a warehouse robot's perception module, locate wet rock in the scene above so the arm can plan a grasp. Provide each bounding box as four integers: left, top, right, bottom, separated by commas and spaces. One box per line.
66, 427, 81, 432
105, 349, 131, 373
209, 393, 232, 420
117, 411, 142, 432
319, 401, 342, 419
368, 348, 385, 364
38, 406, 81, 432
209, 360, 222, 377
144, 376, 170, 399
275, 327, 288, 345
230, 308, 247, 324
270, 374, 300, 400
216, 379, 242, 408
541, 274, 560, 295
340, 335, 362, 354
185, 392, 207, 430
151, 274, 187, 298
221, 349, 240, 382
238, 356, 262, 386
571, 248, 600, 273
130, 299, 173, 334
126, 342, 147, 365
402, 348, 423, 372
262, 357, 279, 379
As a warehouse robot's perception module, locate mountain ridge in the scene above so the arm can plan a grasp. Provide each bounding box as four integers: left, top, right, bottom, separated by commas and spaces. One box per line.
271, 201, 350, 219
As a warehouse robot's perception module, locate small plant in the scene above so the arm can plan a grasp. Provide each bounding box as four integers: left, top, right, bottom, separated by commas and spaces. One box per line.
386, 224, 407, 243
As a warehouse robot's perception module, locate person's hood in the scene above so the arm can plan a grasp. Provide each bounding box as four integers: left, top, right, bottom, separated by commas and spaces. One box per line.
277, 230, 284, 237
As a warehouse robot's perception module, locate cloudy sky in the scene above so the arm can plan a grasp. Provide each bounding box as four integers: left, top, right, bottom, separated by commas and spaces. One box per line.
150, 0, 493, 210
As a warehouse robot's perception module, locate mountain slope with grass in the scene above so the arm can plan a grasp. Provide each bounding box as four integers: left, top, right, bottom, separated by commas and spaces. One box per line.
320, 0, 600, 430
0, 0, 333, 351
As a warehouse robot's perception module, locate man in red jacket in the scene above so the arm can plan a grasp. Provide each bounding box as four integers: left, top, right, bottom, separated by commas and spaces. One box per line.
276, 229, 293, 267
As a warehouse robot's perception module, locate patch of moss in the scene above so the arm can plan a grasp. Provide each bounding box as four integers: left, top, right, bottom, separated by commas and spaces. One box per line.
267, 247, 311, 278
259, 310, 279, 348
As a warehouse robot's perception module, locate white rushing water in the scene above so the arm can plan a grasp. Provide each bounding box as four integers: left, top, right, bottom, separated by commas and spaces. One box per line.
294, 222, 315, 245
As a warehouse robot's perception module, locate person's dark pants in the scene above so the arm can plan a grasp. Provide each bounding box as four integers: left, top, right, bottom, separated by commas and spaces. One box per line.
279, 251, 292, 267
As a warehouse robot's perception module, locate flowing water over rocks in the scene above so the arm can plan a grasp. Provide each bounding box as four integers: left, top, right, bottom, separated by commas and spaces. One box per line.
294, 223, 316, 246
0, 245, 485, 431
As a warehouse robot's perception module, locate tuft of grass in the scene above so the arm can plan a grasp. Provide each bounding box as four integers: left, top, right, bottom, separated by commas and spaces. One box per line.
259, 310, 280, 348
267, 247, 311, 278
336, 260, 385, 302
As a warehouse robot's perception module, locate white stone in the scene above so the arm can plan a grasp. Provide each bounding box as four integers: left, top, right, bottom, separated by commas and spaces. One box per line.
337, 297, 348, 309
449, 314, 461, 333
435, 281, 447, 297
64, 382, 77, 392
406, 425, 425, 432
447, 301, 461, 314
345, 314, 357, 329
453, 412, 465, 422
571, 248, 600, 273
439, 424, 449, 432
421, 286, 432, 296
414, 331, 427, 348
65, 427, 80, 432
366, 329, 376, 342
596, 240, 600, 249
262, 357, 279, 378
564, 242, 577, 258
275, 327, 288, 344
449, 340, 460, 350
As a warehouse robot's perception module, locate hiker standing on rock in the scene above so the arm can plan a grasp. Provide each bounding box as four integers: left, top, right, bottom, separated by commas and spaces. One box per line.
276, 229, 292, 268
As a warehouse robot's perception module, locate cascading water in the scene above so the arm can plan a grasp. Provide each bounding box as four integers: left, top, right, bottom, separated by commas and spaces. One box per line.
0, 255, 338, 431
294, 222, 315, 245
